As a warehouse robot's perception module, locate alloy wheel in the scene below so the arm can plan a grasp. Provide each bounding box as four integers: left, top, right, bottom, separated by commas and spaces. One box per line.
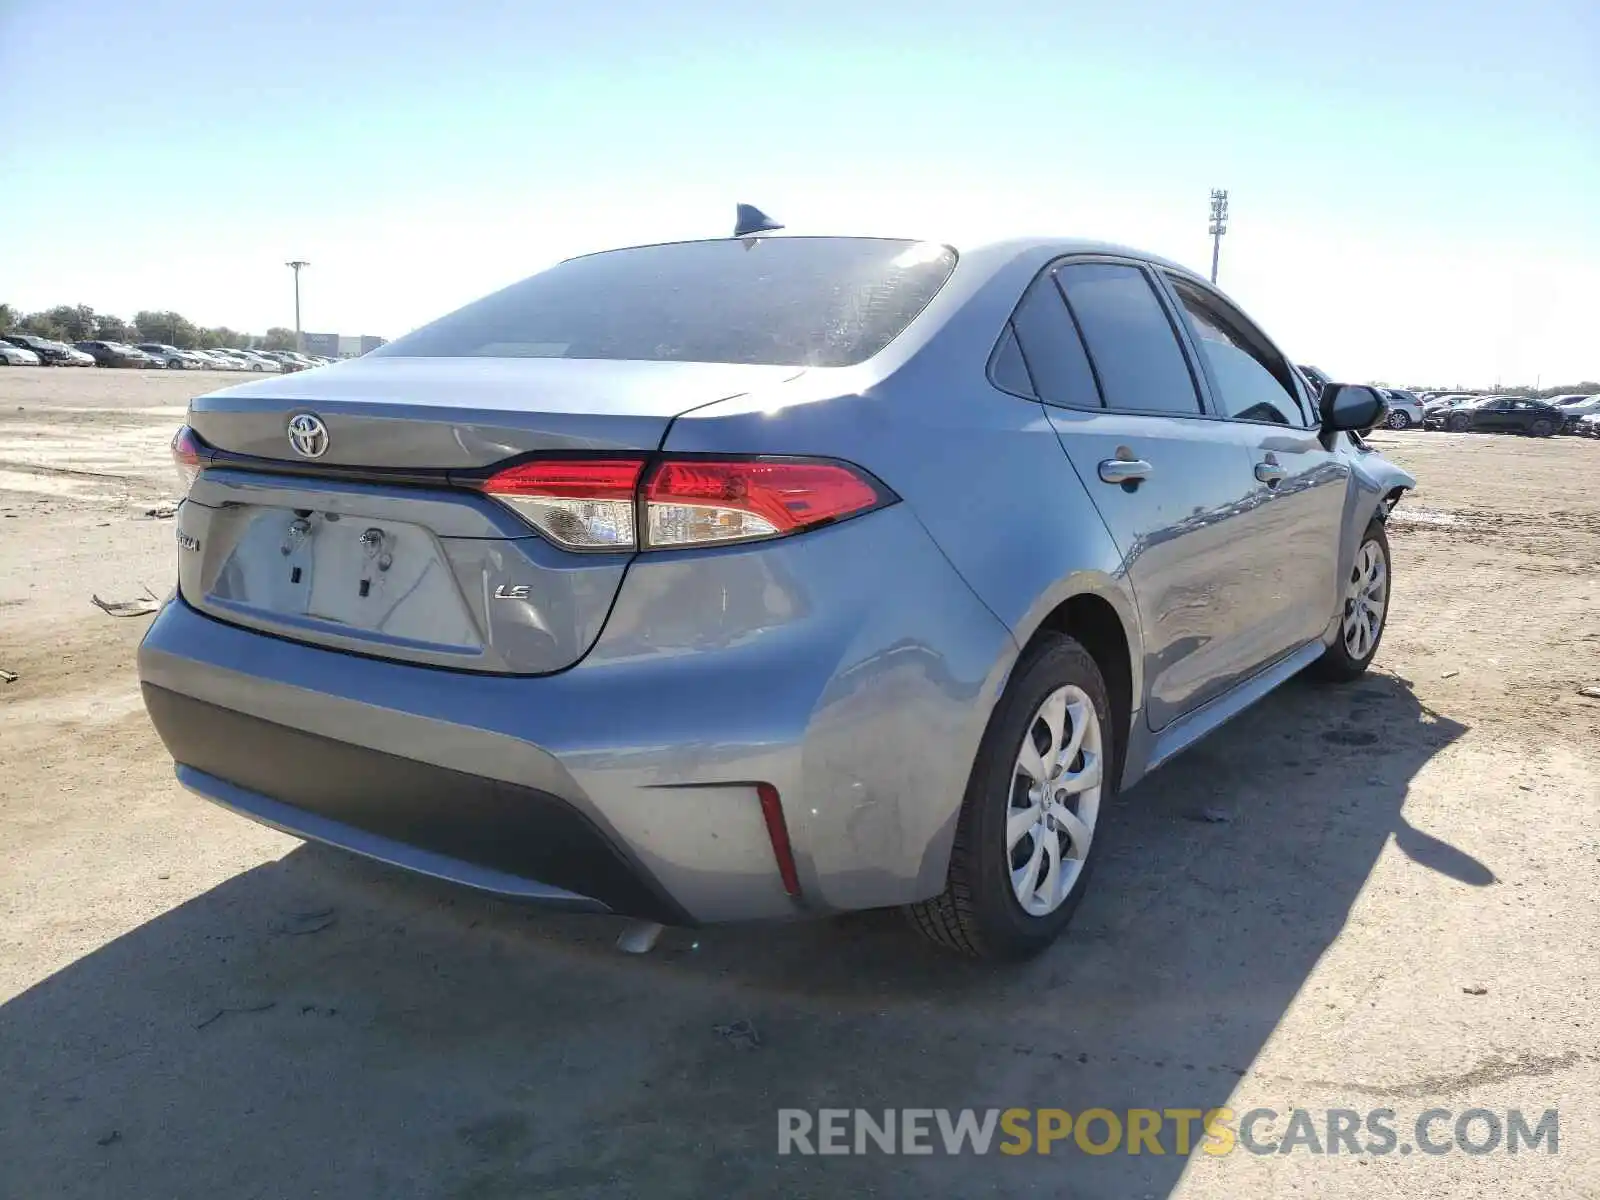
1387, 410, 1410, 429
1005, 686, 1103, 917
1343, 538, 1388, 660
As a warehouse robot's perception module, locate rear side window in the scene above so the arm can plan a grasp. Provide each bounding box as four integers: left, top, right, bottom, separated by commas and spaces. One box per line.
1007, 272, 1101, 407
1166, 277, 1304, 425
1056, 264, 1201, 414
374, 237, 957, 367
989, 325, 1034, 396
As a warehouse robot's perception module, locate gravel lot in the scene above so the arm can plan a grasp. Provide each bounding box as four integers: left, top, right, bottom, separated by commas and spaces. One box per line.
2, 366, 1597, 1199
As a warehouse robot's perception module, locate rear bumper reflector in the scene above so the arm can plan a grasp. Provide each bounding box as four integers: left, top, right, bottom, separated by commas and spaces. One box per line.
756, 782, 802, 897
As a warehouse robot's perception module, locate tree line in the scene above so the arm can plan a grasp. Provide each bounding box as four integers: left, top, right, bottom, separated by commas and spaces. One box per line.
0, 303, 299, 352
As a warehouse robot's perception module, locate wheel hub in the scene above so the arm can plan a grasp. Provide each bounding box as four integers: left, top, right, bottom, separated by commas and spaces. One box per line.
1341, 537, 1388, 660
1004, 685, 1104, 917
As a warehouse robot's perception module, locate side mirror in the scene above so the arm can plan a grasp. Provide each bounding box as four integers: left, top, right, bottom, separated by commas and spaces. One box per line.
1321, 383, 1386, 433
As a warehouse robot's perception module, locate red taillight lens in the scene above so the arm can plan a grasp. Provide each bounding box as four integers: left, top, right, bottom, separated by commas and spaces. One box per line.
171, 425, 205, 494
475, 455, 887, 552
643, 460, 883, 547
477, 458, 644, 550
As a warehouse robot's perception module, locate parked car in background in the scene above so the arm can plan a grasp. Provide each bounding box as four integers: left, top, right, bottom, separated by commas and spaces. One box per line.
1572, 412, 1600, 439
1297, 364, 1332, 395
3, 332, 84, 366
1424, 395, 1561, 436
189, 349, 243, 371
254, 350, 310, 373
74, 340, 154, 368
1421, 394, 1475, 421
0, 340, 41, 366
1379, 388, 1426, 429
141, 232, 1413, 959
137, 343, 197, 369
216, 349, 281, 372
1546, 394, 1600, 431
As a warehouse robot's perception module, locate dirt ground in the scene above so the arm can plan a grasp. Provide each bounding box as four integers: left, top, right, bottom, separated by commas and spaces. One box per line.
2, 366, 1597, 1199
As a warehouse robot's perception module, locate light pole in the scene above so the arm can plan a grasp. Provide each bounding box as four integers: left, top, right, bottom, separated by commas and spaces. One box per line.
285, 260, 309, 352
1207, 190, 1229, 284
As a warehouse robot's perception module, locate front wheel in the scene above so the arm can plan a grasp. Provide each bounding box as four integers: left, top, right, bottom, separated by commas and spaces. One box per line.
907, 634, 1113, 960
1311, 520, 1390, 682
1448, 412, 1471, 432
1529, 418, 1554, 437
1386, 409, 1412, 430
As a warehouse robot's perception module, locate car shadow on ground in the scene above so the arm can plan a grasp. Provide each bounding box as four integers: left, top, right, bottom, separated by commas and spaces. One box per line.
0, 671, 1480, 1199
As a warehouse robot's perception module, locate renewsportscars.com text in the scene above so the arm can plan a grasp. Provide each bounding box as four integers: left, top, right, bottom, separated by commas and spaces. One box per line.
777, 1107, 1559, 1157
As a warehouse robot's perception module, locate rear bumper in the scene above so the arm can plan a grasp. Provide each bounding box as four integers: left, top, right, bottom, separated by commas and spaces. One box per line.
138, 505, 1015, 923
145, 684, 683, 921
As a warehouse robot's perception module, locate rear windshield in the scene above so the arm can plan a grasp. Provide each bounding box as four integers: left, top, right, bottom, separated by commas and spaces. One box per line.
374, 237, 957, 368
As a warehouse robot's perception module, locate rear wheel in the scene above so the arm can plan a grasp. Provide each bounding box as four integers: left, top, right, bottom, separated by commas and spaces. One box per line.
1311, 520, 1390, 682
1386, 409, 1412, 430
907, 634, 1113, 960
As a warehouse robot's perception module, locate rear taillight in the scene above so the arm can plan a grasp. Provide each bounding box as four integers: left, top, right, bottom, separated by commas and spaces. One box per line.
474, 456, 889, 552
479, 458, 644, 550
171, 425, 205, 494
644, 460, 883, 547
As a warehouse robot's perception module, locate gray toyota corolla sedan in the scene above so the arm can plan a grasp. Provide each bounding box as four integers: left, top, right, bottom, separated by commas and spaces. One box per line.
139, 233, 1413, 959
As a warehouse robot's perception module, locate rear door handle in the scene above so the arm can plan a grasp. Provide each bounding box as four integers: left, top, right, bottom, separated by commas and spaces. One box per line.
1254, 461, 1287, 486
1098, 458, 1153, 485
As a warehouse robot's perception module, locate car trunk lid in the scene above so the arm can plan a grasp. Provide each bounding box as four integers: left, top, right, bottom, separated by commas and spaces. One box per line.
176, 357, 801, 673
185, 356, 801, 466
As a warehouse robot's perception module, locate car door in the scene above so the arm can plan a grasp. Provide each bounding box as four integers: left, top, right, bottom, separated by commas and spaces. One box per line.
1509, 399, 1545, 431
1476, 398, 1512, 430
1006, 257, 1264, 730
1158, 271, 1352, 669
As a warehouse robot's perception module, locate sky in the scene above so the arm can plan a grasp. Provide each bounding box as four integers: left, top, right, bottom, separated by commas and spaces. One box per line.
1, 0, 1596, 387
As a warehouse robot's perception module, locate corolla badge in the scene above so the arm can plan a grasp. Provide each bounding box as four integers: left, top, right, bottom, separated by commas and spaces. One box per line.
286, 413, 330, 459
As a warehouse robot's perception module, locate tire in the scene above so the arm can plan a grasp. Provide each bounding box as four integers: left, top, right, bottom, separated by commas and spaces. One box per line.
1311, 520, 1390, 682
1386, 409, 1412, 430
1529, 418, 1554, 437
1448, 412, 1471, 432
907, 634, 1115, 960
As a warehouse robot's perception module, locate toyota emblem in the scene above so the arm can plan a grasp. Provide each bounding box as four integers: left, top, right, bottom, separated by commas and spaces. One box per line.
287, 413, 330, 459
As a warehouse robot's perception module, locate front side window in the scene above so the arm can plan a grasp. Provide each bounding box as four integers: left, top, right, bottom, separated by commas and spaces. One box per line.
1056, 263, 1201, 415
376, 237, 957, 367
1167, 277, 1304, 425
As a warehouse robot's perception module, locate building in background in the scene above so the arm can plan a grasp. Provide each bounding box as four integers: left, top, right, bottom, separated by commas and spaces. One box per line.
336, 334, 387, 359
302, 332, 388, 358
